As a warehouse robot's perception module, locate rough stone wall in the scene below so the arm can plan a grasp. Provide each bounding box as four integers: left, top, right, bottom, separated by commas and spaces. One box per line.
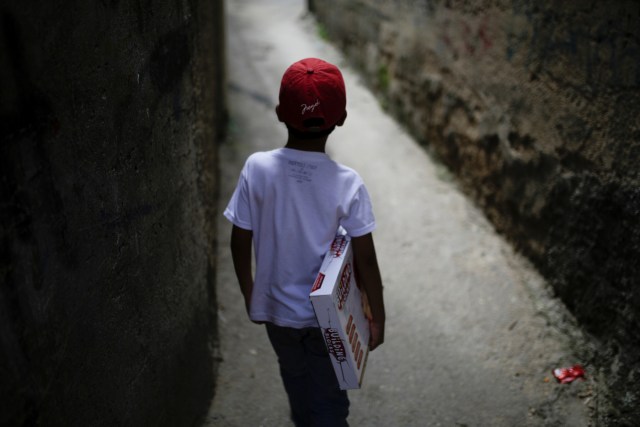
0, 1, 224, 426
310, 0, 639, 423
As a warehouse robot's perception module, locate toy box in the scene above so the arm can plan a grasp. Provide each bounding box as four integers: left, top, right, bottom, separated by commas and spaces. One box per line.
310, 233, 370, 390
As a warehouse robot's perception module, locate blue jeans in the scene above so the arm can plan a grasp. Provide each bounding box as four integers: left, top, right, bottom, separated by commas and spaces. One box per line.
265, 323, 350, 427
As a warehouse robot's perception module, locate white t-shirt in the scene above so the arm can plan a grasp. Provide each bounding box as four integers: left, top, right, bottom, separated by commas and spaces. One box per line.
224, 148, 376, 328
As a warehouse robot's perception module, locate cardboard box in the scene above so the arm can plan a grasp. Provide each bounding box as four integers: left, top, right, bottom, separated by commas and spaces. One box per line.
310, 234, 370, 390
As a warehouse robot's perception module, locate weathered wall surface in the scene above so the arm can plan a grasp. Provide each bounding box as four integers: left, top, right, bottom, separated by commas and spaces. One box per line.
310, 0, 639, 424
0, 1, 224, 426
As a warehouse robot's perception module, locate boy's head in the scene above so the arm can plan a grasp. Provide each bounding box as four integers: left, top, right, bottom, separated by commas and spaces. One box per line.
276, 58, 347, 138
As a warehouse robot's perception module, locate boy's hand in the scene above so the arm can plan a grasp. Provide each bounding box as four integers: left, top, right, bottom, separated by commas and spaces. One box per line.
352, 233, 386, 351
369, 319, 385, 351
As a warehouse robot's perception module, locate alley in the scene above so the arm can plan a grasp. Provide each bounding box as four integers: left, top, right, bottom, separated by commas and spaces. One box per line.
206, 1, 595, 425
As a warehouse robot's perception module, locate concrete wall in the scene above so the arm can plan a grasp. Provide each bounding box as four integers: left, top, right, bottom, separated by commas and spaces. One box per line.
0, 1, 224, 426
310, 0, 639, 423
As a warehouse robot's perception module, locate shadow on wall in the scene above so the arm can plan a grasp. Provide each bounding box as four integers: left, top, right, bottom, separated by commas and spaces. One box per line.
0, 1, 224, 426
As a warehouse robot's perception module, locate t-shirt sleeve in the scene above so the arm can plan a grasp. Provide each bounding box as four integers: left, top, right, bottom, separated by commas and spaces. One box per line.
340, 183, 376, 237
223, 166, 253, 230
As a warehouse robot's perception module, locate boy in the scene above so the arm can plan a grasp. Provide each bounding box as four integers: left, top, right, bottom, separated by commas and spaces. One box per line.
224, 57, 385, 427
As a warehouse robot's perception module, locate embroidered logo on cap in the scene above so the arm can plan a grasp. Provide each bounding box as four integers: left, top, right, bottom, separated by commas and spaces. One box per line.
301, 99, 320, 115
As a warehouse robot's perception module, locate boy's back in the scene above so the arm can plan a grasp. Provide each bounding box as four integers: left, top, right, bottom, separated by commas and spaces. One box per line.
224, 147, 375, 328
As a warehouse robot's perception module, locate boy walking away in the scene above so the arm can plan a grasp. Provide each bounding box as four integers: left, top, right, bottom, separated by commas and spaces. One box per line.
224, 57, 385, 427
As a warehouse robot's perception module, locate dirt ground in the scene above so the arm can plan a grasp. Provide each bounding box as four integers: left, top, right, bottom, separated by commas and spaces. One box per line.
204, 1, 600, 425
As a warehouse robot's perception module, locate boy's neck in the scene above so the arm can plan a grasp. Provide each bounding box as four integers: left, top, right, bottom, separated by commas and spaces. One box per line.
285, 136, 328, 153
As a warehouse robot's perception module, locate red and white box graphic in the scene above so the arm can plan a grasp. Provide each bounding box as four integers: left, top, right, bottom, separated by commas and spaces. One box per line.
310, 233, 370, 390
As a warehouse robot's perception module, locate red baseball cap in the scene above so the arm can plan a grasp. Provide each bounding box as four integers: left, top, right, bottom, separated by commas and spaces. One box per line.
277, 58, 346, 132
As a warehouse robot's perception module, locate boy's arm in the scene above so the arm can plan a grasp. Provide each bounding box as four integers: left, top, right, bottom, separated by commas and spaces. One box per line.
230, 225, 254, 319
351, 233, 386, 351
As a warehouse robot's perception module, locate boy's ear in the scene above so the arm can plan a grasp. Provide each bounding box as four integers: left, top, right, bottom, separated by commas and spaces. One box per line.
275, 105, 284, 122
336, 110, 348, 127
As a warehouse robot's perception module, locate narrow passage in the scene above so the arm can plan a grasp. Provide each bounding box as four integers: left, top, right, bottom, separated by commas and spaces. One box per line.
206, 1, 593, 425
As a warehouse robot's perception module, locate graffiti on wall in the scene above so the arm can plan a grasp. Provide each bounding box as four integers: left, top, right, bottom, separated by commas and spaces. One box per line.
506, 0, 640, 92
438, 15, 493, 58
431, 0, 640, 93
